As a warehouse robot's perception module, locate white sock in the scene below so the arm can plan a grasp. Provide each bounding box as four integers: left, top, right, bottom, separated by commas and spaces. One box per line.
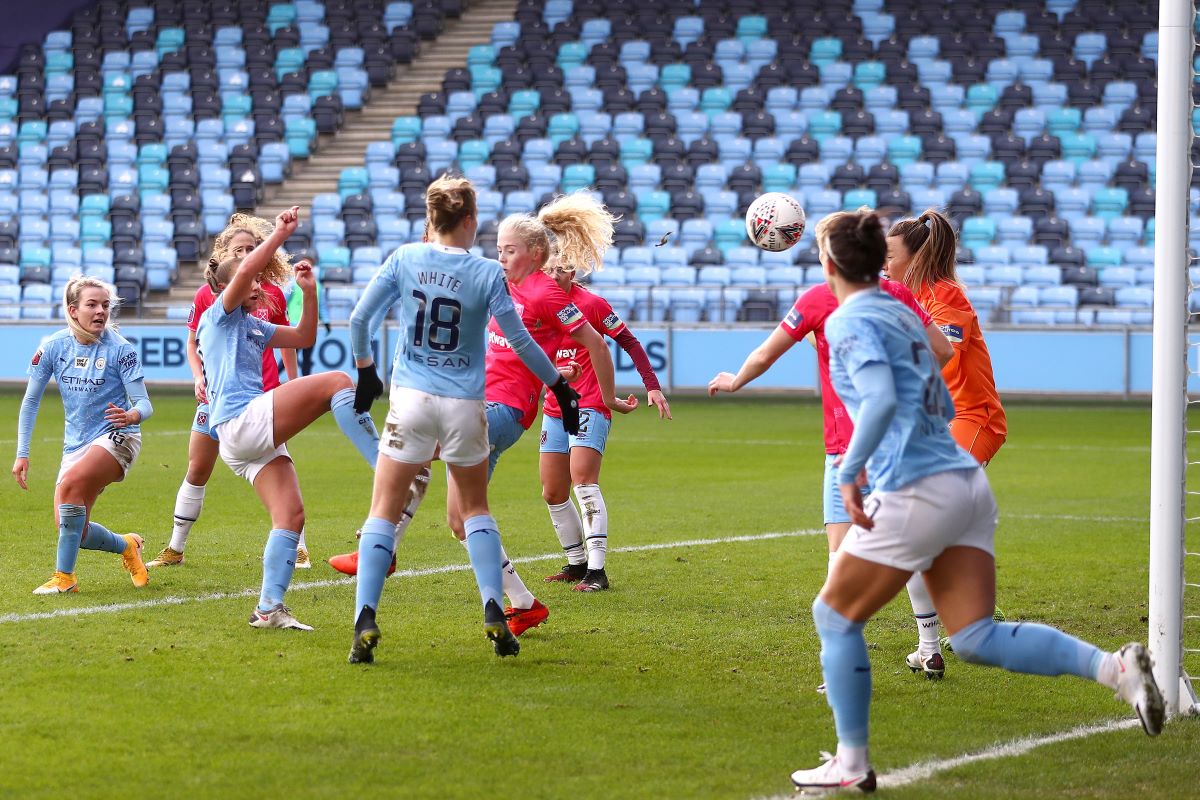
499, 544, 536, 609
906, 572, 941, 657
169, 480, 206, 552
547, 499, 586, 565
827, 549, 838, 578
298, 527, 307, 550
573, 483, 608, 571
395, 466, 431, 546
1096, 652, 1121, 690
836, 742, 870, 773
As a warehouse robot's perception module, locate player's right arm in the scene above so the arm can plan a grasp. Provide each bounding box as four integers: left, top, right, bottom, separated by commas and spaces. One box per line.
12, 343, 55, 489
221, 207, 299, 313
708, 326, 798, 395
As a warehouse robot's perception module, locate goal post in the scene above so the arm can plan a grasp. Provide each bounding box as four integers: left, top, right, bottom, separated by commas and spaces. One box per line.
1149, 0, 1199, 717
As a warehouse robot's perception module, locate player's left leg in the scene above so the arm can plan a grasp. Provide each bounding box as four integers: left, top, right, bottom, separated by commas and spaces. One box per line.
568, 412, 610, 591
540, 414, 587, 582
269, 372, 379, 467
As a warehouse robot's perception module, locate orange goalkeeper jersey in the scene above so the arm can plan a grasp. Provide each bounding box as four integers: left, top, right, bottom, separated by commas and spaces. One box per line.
915, 279, 1007, 436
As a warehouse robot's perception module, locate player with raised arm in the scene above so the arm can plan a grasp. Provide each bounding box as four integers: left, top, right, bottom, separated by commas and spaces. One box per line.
12, 276, 152, 594
787, 208, 1162, 793
539, 252, 671, 592
886, 208, 1010, 674
197, 207, 381, 631
708, 229, 953, 678
343, 176, 583, 663
147, 215, 306, 570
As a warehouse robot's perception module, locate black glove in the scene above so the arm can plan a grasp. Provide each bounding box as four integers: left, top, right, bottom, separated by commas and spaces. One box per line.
323, 322, 332, 335
354, 365, 385, 414
549, 376, 581, 436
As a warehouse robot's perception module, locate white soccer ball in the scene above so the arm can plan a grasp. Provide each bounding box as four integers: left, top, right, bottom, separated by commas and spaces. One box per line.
745, 192, 806, 252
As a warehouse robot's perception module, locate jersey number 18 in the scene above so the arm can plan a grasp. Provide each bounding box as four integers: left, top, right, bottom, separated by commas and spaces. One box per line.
411, 290, 462, 352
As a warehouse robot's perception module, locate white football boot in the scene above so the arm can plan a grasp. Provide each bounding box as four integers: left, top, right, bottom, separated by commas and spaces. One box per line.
1114, 642, 1165, 736
248, 603, 314, 631
790, 752, 876, 794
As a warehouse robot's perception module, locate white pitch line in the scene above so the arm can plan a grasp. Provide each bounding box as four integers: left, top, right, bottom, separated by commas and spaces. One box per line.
0, 528, 823, 625
755, 718, 1141, 799
1008, 512, 1146, 523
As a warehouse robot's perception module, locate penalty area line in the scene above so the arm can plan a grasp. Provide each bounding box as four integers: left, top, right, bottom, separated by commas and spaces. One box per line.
0, 528, 824, 626
757, 717, 1141, 799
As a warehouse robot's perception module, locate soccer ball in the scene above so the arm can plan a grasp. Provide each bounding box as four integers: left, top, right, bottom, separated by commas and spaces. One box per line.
745, 192, 806, 252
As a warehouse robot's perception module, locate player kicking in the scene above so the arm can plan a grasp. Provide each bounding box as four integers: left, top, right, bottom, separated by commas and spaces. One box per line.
344, 175, 582, 662
198, 207, 381, 631
147, 215, 304, 570
886, 208, 1009, 676
788, 208, 1162, 794
12, 275, 152, 594
539, 244, 670, 592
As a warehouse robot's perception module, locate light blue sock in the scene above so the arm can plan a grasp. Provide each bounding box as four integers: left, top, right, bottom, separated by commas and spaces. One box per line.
354, 517, 395, 623
813, 597, 872, 748
56, 504, 86, 573
80, 520, 126, 554
331, 387, 379, 469
258, 529, 301, 612
464, 515, 504, 610
949, 616, 1106, 680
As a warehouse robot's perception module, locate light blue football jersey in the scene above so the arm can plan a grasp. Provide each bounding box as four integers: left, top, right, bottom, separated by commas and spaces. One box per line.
197, 298, 279, 434
350, 243, 516, 399
27, 328, 145, 454
826, 288, 978, 492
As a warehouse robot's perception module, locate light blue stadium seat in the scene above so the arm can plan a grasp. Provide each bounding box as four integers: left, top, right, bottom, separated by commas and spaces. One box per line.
1007, 35, 1041, 64
974, 245, 1011, 266
930, 84, 965, 115
968, 161, 1005, 192
1074, 32, 1107, 67
819, 62, 852, 91
1069, 216, 1106, 249
875, 109, 908, 137
680, 219, 714, 256
659, 63, 691, 93
853, 136, 887, 169
1102, 81, 1138, 112
1011, 243, 1047, 264
864, 85, 897, 111
985, 59, 1019, 91
907, 35, 938, 61
1088, 246, 1124, 269
961, 217, 997, 249
909, 188, 947, 211
713, 218, 747, 253
1024, 265, 1062, 287
1012, 108, 1045, 143
1092, 187, 1129, 221
843, 189, 876, 211
983, 188, 1019, 218
806, 189, 841, 219
590, 266, 626, 287
917, 60, 952, 88
723, 246, 760, 270
620, 137, 653, 168
965, 83, 998, 115
818, 135, 852, 165
886, 135, 921, 166
899, 162, 934, 190
957, 265, 985, 287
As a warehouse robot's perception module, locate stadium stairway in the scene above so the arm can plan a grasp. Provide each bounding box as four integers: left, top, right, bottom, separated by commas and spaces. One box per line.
152, 0, 519, 314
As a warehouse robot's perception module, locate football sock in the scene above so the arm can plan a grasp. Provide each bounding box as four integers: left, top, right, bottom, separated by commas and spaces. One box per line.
354, 517, 395, 622
169, 480, 205, 552
464, 516, 504, 609
80, 520, 126, 554
395, 466, 431, 545
258, 529, 300, 612
330, 388, 380, 469
948, 616, 1105, 680
905, 572, 942, 657
298, 527, 307, 550
827, 549, 838, 578
1095, 652, 1121, 690
574, 483, 608, 570
56, 503, 86, 574
836, 743, 870, 775
500, 544, 536, 609
547, 499, 586, 565
813, 596, 872, 749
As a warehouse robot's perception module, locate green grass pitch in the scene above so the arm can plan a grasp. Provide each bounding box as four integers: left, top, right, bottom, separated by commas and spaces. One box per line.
0, 389, 1196, 798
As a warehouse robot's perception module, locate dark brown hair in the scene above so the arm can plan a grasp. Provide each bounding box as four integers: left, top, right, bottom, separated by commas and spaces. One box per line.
887, 208, 960, 290
814, 208, 887, 283
425, 176, 477, 234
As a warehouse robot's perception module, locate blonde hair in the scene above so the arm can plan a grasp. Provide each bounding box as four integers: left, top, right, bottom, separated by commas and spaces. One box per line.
887, 208, 961, 291
425, 175, 476, 233
497, 212, 550, 265
535, 192, 617, 279
210, 213, 292, 288
64, 275, 119, 343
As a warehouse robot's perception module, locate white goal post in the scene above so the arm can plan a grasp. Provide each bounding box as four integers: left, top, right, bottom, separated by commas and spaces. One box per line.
1149, 0, 1199, 717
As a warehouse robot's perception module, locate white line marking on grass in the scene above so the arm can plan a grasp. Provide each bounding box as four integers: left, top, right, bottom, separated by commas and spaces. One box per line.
0, 529, 825, 625
1008, 512, 1146, 523
756, 718, 1140, 799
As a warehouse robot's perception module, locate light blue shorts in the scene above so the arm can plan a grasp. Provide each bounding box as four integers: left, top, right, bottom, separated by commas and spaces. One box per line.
486, 402, 526, 478
192, 402, 211, 436
538, 408, 611, 455
823, 453, 871, 525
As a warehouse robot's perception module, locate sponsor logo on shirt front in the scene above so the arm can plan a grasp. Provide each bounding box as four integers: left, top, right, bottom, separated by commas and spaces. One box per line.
557, 304, 583, 326
74, 357, 89, 369
940, 324, 964, 343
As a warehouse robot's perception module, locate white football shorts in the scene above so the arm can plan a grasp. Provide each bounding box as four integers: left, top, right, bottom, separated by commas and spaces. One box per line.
839, 467, 997, 573
57, 430, 142, 484
380, 385, 490, 467
214, 392, 290, 484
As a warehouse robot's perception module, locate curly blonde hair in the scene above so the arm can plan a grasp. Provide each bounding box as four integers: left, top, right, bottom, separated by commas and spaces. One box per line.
536, 192, 617, 279
209, 213, 293, 288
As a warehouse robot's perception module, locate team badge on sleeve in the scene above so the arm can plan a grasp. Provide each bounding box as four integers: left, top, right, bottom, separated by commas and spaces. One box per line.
31, 348, 43, 366
939, 324, 964, 343
556, 303, 584, 326
783, 307, 803, 329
